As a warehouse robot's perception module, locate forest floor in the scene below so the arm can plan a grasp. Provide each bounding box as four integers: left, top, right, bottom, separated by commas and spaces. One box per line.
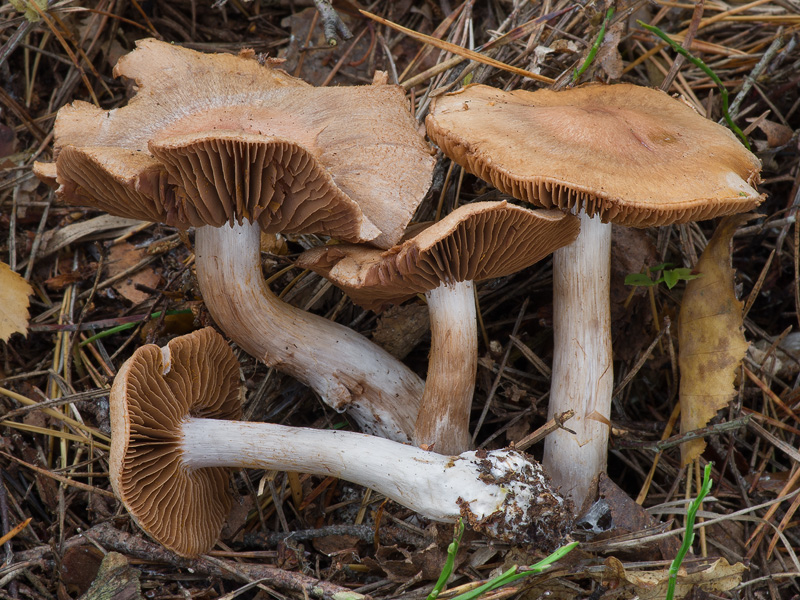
1, 0, 800, 599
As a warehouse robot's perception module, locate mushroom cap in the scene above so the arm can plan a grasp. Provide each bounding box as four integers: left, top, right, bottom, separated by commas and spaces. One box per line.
39, 39, 433, 247
148, 131, 380, 240
296, 201, 580, 312
426, 83, 764, 227
109, 327, 241, 558
55, 146, 182, 226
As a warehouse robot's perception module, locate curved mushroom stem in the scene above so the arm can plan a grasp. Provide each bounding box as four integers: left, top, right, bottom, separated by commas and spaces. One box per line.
195, 221, 422, 442
543, 211, 613, 511
181, 417, 572, 548
414, 280, 477, 454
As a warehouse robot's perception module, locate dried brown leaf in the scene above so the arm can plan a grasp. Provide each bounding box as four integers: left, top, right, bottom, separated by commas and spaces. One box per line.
678, 215, 751, 465
601, 556, 745, 599
0, 262, 33, 342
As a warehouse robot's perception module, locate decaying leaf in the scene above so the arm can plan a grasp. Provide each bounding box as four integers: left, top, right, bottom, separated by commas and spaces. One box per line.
0, 262, 33, 342
107, 242, 162, 304
599, 556, 745, 600
9, 0, 48, 22
678, 215, 751, 465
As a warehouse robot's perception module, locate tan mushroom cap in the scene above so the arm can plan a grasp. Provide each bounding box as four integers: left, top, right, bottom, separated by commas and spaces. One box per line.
55, 146, 184, 226
109, 327, 241, 558
297, 201, 580, 312
40, 38, 434, 247
426, 83, 764, 227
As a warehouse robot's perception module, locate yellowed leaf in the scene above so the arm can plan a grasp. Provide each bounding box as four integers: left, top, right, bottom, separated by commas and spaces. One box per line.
0, 262, 33, 342
600, 556, 745, 600
678, 215, 751, 465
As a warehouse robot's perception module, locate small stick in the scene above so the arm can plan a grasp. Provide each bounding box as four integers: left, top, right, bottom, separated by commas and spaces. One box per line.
313, 0, 353, 46
617, 415, 750, 452
660, 0, 705, 92
85, 522, 369, 600
514, 411, 576, 451
728, 30, 785, 120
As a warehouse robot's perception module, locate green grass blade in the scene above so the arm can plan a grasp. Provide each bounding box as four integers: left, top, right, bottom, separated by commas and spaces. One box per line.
573, 8, 614, 82
450, 542, 578, 600
427, 519, 465, 600
666, 464, 714, 600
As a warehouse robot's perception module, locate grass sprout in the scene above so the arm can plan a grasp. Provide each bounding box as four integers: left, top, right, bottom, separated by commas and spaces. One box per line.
428, 523, 578, 600
666, 463, 714, 600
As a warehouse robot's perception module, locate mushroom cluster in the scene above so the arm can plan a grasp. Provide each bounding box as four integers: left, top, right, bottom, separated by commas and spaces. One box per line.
36, 38, 437, 442
41, 36, 766, 558
111, 328, 573, 557
426, 82, 764, 508
38, 40, 577, 556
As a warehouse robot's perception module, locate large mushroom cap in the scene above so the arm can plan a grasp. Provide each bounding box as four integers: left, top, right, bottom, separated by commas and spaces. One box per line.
426, 83, 764, 227
297, 201, 580, 312
148, 131, 380, 240
109, 327, 241, 558
39, 39, 434, 247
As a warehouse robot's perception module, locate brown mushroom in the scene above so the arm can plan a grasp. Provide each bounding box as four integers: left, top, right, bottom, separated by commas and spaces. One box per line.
109, 327, 241, 558
298, 201, 579, 454
36, 39, 436, 442
426, 83, 764, 506
111, 327, 573, 557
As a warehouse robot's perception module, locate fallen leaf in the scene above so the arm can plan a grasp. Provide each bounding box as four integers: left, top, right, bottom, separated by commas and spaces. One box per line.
44, 263, 98, 290
678, 215, 751, 465
0, 261, 33, 342
600, 556, 745, 600
752, 118, 793, 148
597, 21, 624, 80
38, 215, 144, 259
371, 303, 430, 359
107, 242, 162, 304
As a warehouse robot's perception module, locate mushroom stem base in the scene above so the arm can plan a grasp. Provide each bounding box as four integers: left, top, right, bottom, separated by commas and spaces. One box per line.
544, 211, 612, 511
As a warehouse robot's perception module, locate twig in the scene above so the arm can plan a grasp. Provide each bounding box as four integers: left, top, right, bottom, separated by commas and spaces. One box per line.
660, 0, 705, 92
514, 410, 576, 451
728, 29, 785, 120
313, 0, 353, 46
85, 522, 370, 600
617, 415, 750, 451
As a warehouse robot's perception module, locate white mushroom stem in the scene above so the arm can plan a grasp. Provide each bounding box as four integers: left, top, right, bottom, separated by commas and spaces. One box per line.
543, 211, 613, 511
415, 280, 477, 455
181, 417, 572, 547
195, 221, 423, 442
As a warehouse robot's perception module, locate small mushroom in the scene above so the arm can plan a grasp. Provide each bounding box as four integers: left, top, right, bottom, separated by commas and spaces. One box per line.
36, 39, 436, 442
111, 327, 573, 558
426, 83, 764, 507
297, 201, 579, 454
